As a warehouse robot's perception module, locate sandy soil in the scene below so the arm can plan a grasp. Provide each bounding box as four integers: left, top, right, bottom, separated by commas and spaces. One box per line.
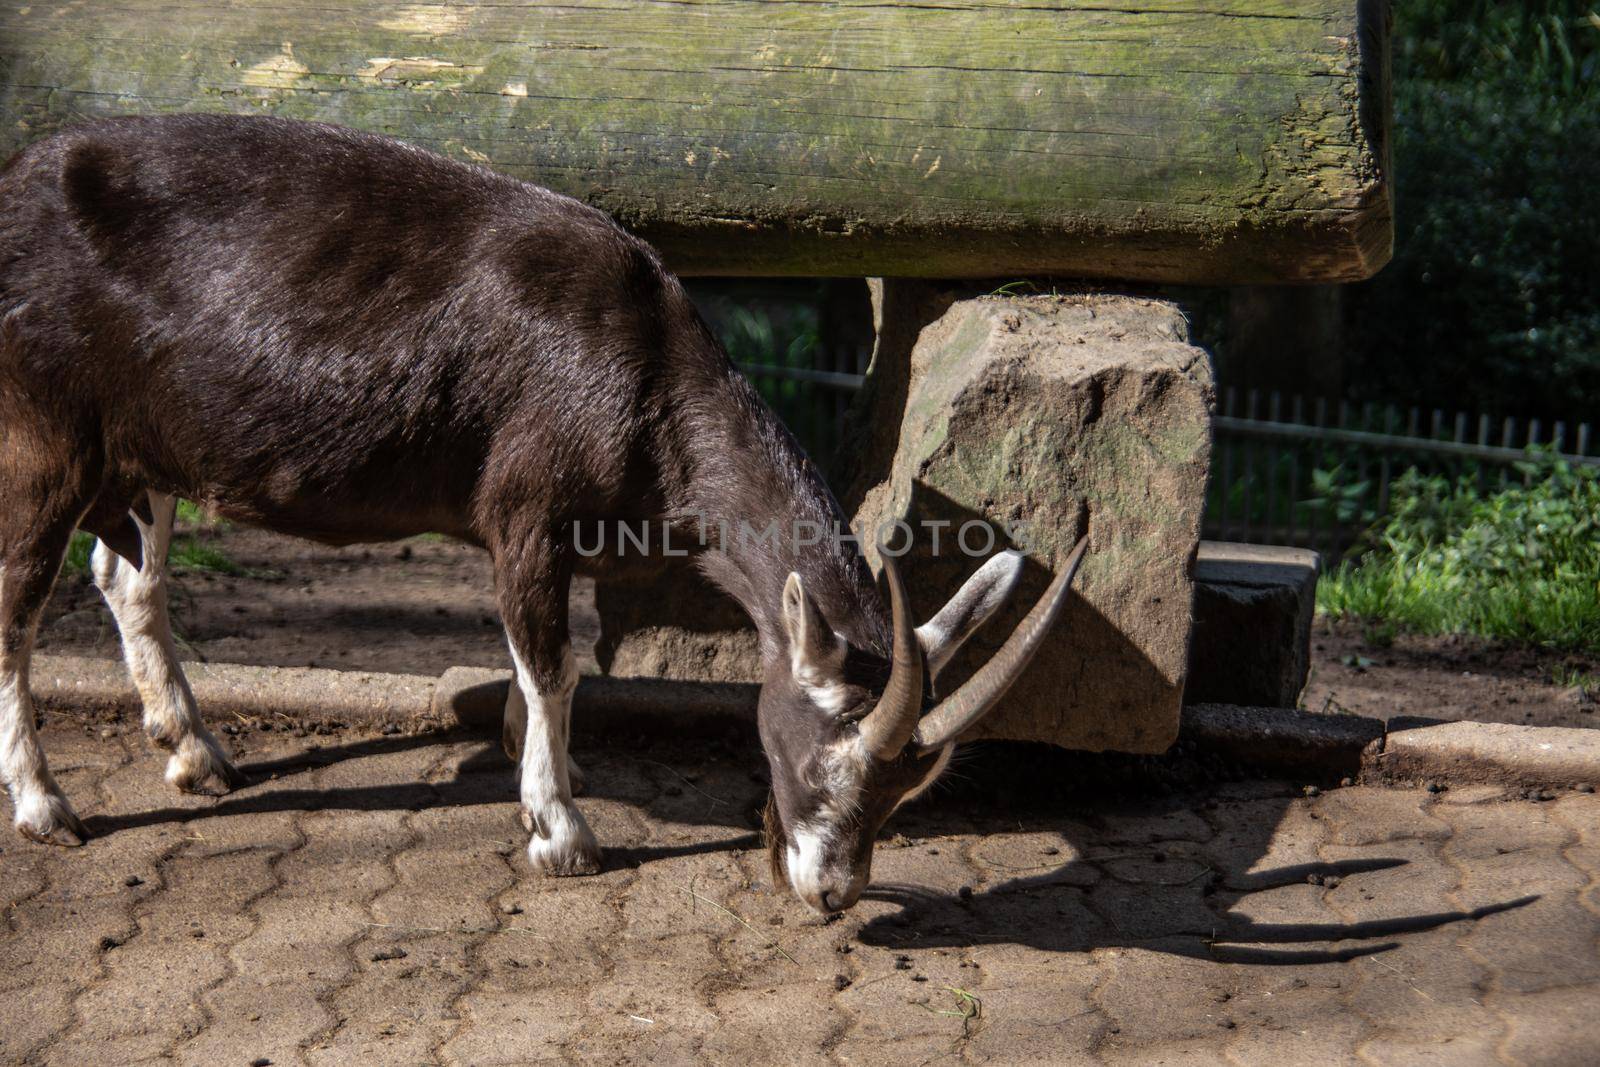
1302, 619, 1597, 730
35, 522, 1598, 730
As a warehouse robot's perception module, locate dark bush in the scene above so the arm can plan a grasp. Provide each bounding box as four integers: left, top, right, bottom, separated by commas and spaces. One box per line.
1344, 2, 1600, 418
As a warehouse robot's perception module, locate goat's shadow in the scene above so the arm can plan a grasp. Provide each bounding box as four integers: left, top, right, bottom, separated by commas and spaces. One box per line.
81, 729, 759, 869
79, 725, 1537, 966
850, 744, 1537, 964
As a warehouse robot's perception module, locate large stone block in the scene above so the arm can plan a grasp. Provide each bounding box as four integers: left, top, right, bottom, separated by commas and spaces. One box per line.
1186, 542, 1321, 708
592, 285, 1214, 755
848, 285, 1213, 753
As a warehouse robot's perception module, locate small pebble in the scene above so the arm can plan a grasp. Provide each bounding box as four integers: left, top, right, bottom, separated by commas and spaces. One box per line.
221, 723, 238, 736
1306, 873, 1325, 886
124, 874, 143, 888
382, 723, 401, 736
1340, 776, 1354, 788
1578, 784, 1596, 794
500, 902, 522, 916
99, 727, 117, 740
894, 955, 912, 971
833, 974, 851, 992
912, 974, 928, 983
251, 1059, 273, 1067
1042, 847, 1060, 856
1426, 782, 1446, 794
371, 947, 408, 962
1323, 875, 1342, 889
957, 885, 974, 902
1303, 785, 1320, 798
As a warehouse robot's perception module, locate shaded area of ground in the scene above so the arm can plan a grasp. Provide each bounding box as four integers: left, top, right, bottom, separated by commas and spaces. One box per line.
3, 709, 1599, 1065
35, 526, 1598, 729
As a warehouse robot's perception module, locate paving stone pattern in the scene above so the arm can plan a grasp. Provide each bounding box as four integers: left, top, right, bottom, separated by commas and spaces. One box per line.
3, 713, 1598, 1066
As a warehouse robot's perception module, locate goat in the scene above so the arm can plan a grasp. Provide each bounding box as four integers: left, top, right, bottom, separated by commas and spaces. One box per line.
0, 114, 1085, 912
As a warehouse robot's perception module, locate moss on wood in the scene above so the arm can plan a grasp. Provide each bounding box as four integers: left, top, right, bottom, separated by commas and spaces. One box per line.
0, 1, 1391, 282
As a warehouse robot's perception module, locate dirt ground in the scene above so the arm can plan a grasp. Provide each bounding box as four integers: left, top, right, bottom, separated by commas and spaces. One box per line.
3, 709, 1599, 1065
35, 524, 1599, 730
1301, 621, 1597, 730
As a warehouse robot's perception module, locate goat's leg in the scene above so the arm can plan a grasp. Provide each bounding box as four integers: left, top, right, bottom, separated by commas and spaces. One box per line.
495, 536, 598, 875
90, 492, 246, 795
503, 682, 585, 795
1, 486, 91, 845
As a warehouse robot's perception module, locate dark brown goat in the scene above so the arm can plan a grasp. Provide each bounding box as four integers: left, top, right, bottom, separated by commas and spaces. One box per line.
0, 115, 1081, 911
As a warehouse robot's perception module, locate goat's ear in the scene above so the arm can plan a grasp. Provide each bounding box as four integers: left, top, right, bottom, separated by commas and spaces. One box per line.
916, 550, 1025, 684
782, 572, 845, 686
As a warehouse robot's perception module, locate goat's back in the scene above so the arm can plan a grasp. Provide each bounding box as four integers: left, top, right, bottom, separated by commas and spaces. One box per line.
0, 114, 699, 543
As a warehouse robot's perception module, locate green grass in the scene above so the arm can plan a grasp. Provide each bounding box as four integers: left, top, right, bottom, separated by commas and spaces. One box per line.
1318, 452, 1600, 654
63, 531, 96, 577
167, 535, 243, 576
60, 499, 241, 579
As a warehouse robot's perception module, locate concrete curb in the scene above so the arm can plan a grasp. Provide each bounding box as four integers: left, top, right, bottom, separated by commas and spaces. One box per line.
32, 654, 760, 739
1379, 716, 1600, 789
1180, 703, 1383, 779
33, 654, 1600, 788
1183, 702, 1600, 789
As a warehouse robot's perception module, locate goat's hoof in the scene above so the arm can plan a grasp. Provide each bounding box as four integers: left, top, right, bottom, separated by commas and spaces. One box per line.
16, 793, 89, 847
524, 805, 602, 876
167, 735, 247, 796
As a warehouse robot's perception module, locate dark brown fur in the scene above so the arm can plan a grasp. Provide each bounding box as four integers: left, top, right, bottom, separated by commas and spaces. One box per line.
1, 115, 931, 897
0, 114, 887, 680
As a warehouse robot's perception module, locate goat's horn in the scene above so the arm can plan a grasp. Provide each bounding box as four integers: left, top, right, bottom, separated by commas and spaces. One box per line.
857, 549, 925, 762
912, 536, 1089, 753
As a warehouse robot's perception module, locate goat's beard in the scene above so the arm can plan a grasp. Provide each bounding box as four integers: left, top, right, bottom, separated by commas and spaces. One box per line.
762, 792, 787, 889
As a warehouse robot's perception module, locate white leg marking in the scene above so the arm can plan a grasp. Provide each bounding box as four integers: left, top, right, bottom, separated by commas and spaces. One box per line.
510, 641, 598, 875
93, 494, 241, 794
502, 669, 583, 794
1, 565, 87, 844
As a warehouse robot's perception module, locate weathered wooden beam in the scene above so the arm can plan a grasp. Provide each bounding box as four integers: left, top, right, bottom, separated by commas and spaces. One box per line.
0, 1, 1391, 283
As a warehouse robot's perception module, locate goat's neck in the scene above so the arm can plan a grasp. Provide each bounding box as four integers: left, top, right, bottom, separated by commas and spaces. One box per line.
667, 370, 888, 665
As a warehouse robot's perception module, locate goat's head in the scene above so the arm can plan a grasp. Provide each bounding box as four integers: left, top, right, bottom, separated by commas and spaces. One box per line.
758, 537, 1088, 913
